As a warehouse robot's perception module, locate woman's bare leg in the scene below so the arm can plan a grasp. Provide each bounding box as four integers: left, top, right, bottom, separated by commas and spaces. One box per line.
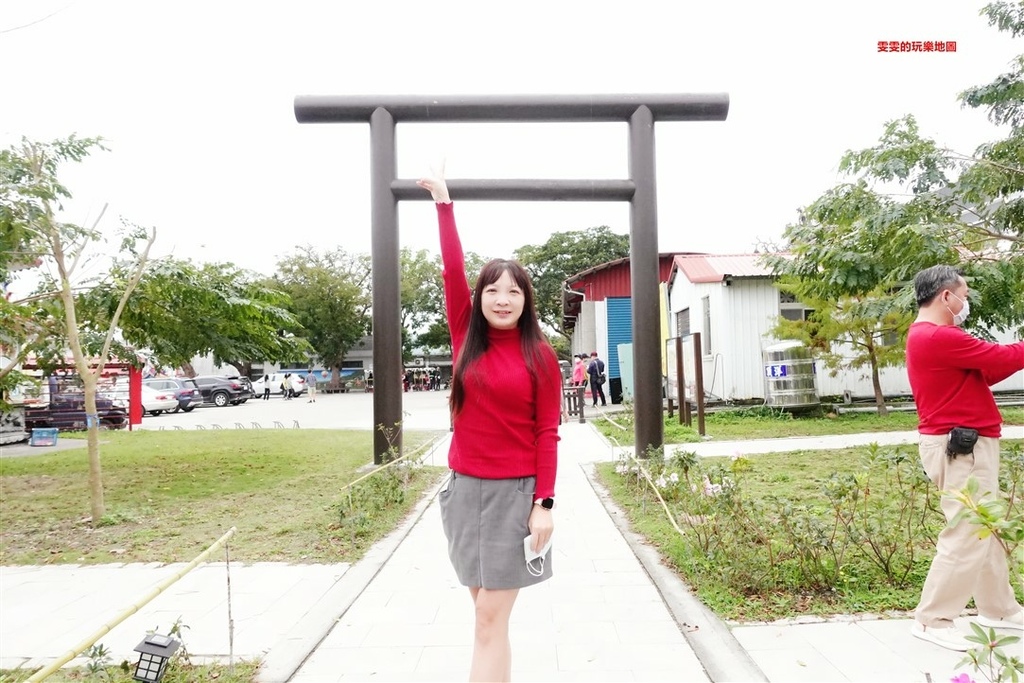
468, 587, 519, 682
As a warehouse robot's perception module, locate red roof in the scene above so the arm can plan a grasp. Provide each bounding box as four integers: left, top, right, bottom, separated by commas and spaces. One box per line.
673, 253, 775, 284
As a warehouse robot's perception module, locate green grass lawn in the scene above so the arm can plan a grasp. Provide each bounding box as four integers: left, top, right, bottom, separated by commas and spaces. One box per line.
1, 660, 261, 683
595, 438, 1024, 622
0, 429, 446, 565
597, 405, 1024, 445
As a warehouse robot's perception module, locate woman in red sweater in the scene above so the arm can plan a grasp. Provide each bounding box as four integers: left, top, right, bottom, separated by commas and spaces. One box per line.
418, 171, 562, 682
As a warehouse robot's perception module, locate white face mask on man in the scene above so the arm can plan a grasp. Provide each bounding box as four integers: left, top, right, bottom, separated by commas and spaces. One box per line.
946, 292, 970, 326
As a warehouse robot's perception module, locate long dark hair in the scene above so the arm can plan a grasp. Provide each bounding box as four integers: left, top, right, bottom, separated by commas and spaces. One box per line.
450, 258, 553, 417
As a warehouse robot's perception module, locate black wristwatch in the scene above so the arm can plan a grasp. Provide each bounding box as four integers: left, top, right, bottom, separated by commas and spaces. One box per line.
535, 497, 555, 510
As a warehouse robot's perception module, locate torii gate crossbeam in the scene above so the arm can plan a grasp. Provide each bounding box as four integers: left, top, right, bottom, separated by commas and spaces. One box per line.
293, 93, 729, 464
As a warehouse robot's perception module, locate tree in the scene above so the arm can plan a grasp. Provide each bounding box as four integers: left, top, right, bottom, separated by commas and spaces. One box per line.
765, 2, 1024, 413
514, 226, 630, 339
401, 247, 442, 360
764, 175, 957, 414
79, 257, 311, 375
405, 247, 489, 359
1, 135, 154, 522
275, 247, 371, 384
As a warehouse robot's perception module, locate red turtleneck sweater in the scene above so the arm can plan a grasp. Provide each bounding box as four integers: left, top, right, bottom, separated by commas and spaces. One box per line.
437, 202, 561, 499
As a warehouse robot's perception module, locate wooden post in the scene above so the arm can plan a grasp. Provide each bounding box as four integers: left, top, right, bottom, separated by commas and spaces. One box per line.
692, 332, 705, 436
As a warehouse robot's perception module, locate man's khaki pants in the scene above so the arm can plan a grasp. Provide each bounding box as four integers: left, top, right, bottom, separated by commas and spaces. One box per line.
915, 434, 1022, 627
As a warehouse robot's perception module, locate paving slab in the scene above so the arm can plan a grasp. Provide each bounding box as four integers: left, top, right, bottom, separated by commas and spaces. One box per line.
0, 562, 351, 671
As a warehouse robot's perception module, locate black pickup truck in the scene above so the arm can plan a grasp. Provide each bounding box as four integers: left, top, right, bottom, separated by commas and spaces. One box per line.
23, 378, 128, 431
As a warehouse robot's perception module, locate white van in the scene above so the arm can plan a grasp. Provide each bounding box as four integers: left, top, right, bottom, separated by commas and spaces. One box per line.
252, 372, 306, 397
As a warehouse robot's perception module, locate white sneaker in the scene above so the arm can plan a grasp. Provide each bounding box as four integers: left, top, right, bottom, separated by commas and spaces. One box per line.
910, 622, 971, 651
977, 611, 1024, 631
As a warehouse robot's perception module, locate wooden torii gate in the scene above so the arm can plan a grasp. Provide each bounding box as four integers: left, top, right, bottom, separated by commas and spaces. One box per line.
293, 94, 730, 464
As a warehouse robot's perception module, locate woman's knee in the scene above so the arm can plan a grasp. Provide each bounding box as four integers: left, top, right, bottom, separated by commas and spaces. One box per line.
473, 589, 517, 637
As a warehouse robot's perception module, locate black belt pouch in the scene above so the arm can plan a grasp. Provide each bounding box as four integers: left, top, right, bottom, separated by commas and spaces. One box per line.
947, 427, 979, 457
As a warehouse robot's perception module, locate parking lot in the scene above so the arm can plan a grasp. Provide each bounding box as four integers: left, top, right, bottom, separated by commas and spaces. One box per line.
131, 388, 453, 432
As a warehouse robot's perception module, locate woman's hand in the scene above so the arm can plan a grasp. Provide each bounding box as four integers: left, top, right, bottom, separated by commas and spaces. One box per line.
416, 160, 451, 203
528, 504, 554, 553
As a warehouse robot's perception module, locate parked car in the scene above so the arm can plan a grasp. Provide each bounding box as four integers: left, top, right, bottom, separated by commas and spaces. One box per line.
23, 377, 128, 431
143, 377, 203, 412
192, 375, 254, 407
224, 373, 254, 402
251, 372, 305, 398
140, 384, 179, 416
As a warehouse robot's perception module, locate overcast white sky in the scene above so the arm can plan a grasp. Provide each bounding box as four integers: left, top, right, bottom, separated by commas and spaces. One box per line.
1, 1, 1019, 289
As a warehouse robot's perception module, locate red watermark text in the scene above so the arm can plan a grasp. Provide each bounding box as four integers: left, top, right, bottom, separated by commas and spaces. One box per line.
878, 40, 957, 53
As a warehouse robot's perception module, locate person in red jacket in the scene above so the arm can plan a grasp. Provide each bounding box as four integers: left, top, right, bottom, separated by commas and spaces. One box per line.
906, 264, 1024, 651
418, 169, 561, 682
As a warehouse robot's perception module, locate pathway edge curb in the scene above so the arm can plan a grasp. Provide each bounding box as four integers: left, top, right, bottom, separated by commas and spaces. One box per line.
581, 459, 769, 683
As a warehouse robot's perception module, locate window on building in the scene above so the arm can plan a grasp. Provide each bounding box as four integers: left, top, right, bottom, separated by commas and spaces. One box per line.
676, 308, 690, 337
779, 291, 814, 322
702, 296, 711, 355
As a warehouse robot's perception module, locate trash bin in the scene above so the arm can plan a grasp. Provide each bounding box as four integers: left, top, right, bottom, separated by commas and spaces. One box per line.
30, 428, 59, 447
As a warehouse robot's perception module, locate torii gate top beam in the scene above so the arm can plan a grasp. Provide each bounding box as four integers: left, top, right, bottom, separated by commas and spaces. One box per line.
294, 93, 730, 124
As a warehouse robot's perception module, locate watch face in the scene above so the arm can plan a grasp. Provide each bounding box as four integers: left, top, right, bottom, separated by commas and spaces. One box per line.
541, 498, 554, 509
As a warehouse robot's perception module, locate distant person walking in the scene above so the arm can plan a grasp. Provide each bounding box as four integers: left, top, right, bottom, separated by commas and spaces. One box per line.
306, 373, 317, 403
262, 374, 271, 401
906, 265, 1024, 651
282, 373, 294, 400
587, 351, 607, 406
572, 355, 586, 387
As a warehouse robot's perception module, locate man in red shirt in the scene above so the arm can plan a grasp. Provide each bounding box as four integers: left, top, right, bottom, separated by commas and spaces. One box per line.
906, 265, 1024, 651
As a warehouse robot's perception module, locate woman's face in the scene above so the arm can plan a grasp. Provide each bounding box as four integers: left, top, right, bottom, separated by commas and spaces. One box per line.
480, 270, 524, 330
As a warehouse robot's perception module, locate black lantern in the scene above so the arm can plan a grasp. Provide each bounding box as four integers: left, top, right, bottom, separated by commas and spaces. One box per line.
131, 633, 180, 682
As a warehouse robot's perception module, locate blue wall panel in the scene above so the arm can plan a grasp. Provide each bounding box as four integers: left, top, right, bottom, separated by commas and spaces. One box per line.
606, 297, 632, 379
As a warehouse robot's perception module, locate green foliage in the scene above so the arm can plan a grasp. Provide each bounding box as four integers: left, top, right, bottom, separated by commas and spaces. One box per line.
84, 643, 112, 678
515, 226, 630, 336
274, 246, 370, 370
406, 246, 489, 359
0, 135, 106, 273
762, 122, 959, 413
949, 442, 1024, 585
959, 621, 1023, 683
0, 135, 107, 397
333, 425, 427, 550
72, 257, 308, 372
599, 439, 1024, 621
401, 246, 443, 358
951, 445, 1024, 683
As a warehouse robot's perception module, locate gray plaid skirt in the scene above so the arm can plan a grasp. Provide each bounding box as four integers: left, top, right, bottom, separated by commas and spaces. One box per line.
438, 471, 553, 590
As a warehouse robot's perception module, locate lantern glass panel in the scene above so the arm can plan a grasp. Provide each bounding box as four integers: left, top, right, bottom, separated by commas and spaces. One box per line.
132, 652, 166, 682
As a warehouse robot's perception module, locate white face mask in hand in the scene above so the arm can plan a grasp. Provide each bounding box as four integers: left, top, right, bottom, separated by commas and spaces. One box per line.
946, 293, 970, 326
524, 534, 553, 577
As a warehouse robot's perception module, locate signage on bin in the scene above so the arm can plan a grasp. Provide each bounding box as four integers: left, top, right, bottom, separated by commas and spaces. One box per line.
764, 364, 788, 378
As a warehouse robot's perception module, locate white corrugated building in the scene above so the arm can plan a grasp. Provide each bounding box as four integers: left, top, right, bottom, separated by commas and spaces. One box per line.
667, 254, 1023, 402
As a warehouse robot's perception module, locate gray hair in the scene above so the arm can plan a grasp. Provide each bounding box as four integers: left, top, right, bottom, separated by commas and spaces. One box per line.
913, 265, 963, 307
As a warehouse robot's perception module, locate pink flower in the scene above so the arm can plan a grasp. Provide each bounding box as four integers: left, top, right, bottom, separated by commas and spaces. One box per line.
950, 674, 975, 683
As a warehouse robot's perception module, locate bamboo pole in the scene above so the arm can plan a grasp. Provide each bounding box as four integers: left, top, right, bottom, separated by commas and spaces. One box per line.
27, 526, 238, 682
